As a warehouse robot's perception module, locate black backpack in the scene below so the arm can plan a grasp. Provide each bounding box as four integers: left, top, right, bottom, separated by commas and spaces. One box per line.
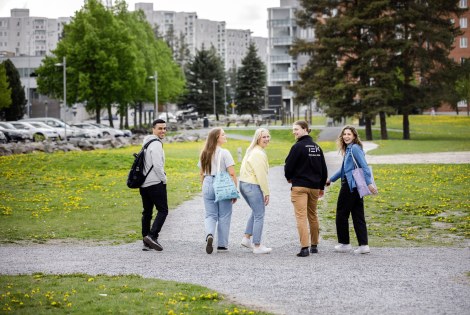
126, 138, 160, 188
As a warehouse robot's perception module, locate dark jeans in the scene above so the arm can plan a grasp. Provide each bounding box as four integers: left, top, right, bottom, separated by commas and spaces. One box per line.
336, 179, 368, 246
140, 183, 168, 239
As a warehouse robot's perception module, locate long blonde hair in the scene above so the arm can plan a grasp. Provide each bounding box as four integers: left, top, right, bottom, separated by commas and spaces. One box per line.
336, 125, 363, 155
240, 128, 269, 170
245, 128, 269, 156
200, 128, 222, 174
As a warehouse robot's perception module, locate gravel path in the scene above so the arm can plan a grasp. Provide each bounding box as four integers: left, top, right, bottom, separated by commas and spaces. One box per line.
0, 130, 469, 314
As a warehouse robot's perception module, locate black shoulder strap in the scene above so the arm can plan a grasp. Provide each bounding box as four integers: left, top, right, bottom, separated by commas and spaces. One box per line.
142, 138, 161, 177
143, 138, 160, 150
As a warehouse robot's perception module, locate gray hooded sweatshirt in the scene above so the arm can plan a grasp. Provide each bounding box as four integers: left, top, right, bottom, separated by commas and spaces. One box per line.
141, 135, 166, 187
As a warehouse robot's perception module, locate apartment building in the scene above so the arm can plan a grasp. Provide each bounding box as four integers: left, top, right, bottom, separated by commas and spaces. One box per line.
447, 0, 470, 113
267, 0, 308, 115
134, 2, 268, 71
0, 9, 69, 118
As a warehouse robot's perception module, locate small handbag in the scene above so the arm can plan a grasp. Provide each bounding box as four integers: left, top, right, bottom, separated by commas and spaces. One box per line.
213, 150, 240, 202
351, 150, 377, 198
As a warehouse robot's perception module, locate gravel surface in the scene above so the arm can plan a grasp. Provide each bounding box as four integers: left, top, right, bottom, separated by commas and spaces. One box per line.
1, 131, 469, 314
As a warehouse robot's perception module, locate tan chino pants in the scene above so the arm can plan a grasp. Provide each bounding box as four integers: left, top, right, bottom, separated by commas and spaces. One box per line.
290, 186, 320, 247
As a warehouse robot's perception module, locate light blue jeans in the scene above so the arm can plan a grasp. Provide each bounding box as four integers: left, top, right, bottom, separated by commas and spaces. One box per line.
240, 181, 265, 245
202, 176, 233, 248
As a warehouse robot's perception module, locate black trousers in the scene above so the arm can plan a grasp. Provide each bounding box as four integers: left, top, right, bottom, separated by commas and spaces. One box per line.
336, 179, 368, 245
140, 183, 168, 239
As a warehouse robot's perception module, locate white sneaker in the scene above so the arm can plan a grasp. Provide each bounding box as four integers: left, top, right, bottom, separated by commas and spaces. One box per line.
253, 244, 272, 254
354, 245, 370, 254
334, 243, 352, 253
241, 236, 253, 249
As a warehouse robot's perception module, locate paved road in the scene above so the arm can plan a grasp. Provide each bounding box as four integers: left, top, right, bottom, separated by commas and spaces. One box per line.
1, 136, 469, 314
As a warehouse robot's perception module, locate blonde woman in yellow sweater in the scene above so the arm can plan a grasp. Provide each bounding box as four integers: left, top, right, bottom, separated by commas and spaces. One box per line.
239, 128, 272, 254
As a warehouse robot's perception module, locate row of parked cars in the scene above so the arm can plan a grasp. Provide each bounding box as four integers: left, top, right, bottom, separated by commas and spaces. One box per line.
0, 117, 132, 143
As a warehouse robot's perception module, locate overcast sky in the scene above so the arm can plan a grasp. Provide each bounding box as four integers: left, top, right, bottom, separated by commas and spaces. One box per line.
0, 0, 280, 37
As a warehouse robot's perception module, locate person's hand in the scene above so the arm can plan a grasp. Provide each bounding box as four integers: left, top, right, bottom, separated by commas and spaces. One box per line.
326, 179, 331, 186
368, 184, 378, 194
231, 198, 237, 204
287, 179, 292, 183
264, 195, 270, 206
319, 190, 324, 198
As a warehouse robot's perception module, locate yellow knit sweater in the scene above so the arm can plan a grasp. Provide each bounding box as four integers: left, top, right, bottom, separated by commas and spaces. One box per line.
239, 145, 270, 196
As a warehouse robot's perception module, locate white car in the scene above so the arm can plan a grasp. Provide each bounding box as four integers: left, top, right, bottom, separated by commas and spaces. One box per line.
0, 122, 30, 142
21, 117, 88, 139
71, 123, 104, 138
88, 123, 125, 137
9, 121, 59, 141
158, 112, 177, 123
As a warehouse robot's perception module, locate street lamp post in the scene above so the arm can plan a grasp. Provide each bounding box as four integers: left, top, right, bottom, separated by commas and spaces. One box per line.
44, 100, 48, 118
212, 79, 218, 118
224, 83, 230, 117
55, 56, 67, 141
149, 71, 158, 120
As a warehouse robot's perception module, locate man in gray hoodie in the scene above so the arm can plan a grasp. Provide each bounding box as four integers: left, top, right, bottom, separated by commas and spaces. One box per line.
141, 119, 168, 251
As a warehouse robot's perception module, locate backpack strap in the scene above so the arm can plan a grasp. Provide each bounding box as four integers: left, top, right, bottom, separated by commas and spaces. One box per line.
143, 138, 161, 176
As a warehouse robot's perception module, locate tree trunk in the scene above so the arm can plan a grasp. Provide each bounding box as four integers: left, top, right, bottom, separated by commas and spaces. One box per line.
138, 102, 143, 128
133, 104, 137, 128
96, 104, 101, 123
379, 111, 388, 140
107, 105, 113, 128
403, 113, 410, 140
365, 116, 373, 140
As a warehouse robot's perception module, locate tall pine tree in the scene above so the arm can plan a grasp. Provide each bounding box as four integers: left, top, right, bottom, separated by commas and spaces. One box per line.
0, 59, 26, 120
235, 42, 267, 115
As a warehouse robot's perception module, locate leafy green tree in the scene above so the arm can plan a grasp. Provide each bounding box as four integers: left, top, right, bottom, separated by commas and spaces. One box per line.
0, 59, 26, 120
388, 0, 463, 139
235, 42, 267, 115
183, 46, 225, 118
292, 0, 464, 140
292, 0, 397, 140
0, 63, 12, 112
37, 0, 184, 127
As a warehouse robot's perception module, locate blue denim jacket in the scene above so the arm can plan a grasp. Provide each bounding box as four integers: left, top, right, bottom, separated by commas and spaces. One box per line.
330, 143, 373, 192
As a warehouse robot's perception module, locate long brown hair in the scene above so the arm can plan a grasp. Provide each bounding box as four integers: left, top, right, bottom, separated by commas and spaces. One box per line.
200, 128, 222, 174
336, 125, 363, 155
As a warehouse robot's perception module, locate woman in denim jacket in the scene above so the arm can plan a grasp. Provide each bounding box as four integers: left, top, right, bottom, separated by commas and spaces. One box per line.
326, 126, 377, 254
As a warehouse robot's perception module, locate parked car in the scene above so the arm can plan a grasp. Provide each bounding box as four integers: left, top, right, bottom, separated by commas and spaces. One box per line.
21, 117, 88, 139
71, 123, 103, 138
0, 130, 7, 144
9, 121, 59, 141
88, 123, 125, 137
158, 112, 177, 123
0, 122, 29, 142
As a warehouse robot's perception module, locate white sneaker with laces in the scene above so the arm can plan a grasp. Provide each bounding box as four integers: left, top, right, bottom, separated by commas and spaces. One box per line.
253, 244, 272, 254
354, 245, 370, 254
241, 236, 253, 249
334, 243, 352, 253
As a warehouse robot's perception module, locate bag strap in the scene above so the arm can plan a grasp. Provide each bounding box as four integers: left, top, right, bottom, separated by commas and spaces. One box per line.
350, 146, 359, 169
143, 138, 160, 176
216, 148, 222, 174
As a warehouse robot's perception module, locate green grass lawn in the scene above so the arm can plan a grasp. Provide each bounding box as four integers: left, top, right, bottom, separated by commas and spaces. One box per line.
362, 115, 470, 154
0, 273, 270, 314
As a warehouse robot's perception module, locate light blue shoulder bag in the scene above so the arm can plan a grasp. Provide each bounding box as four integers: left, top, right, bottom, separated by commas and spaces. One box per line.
213, 150, 240, 202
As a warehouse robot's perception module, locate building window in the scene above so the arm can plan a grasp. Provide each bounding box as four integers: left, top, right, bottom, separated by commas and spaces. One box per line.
460, 37, 468, 48
461, 18, 468, 28
460, 0, 468, 8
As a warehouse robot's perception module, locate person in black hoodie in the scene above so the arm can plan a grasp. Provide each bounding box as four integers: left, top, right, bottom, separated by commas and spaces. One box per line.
285, 120, 328, 257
